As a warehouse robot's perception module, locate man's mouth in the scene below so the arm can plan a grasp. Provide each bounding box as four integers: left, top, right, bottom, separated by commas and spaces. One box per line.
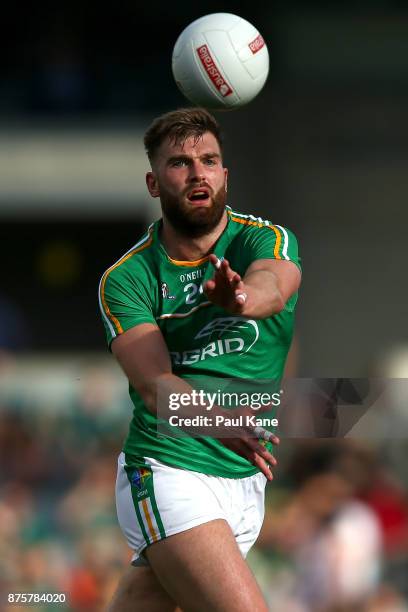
186, 188, 211, 204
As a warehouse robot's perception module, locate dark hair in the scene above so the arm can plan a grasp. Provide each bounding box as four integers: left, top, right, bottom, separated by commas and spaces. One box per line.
144, 107, 223, 162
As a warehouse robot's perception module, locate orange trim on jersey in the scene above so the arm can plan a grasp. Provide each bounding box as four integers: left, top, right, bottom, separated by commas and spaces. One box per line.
228, 212, 283, 260
270, 225, 282, 260
167, 254, 210, 267
141, 498, 158, 542
229, 214, 264, 228
100, 235, 153, 334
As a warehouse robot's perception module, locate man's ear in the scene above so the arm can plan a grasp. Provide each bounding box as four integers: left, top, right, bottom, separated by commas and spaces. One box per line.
146, 172, 160, 198
224, 168, 228, 192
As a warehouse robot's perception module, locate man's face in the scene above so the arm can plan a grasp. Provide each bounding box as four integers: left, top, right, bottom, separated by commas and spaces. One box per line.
146, 132, 228, 237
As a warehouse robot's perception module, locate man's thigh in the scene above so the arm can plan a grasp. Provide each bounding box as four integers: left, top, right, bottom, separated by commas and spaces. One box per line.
107, 565, 180, 612
146, 518, 268, 612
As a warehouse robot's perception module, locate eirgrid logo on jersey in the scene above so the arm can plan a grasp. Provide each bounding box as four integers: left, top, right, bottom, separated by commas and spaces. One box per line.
170, 317, 259, 366
196, 45, 233, 97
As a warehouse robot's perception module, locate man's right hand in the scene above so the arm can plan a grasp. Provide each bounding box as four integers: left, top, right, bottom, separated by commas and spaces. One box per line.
214, 409, 280, 481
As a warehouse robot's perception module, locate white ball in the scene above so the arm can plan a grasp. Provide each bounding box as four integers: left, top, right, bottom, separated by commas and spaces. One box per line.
172, 13, 269, 110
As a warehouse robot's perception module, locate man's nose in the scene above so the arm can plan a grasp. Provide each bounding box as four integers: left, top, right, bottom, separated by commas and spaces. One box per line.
188, 160, 205, 182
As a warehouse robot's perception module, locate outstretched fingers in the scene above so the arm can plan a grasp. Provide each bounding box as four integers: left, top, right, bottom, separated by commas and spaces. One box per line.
204, 278, 216, 293
209, 253, 221, 269
207, 254, 250, 312
210, 256, 236, 283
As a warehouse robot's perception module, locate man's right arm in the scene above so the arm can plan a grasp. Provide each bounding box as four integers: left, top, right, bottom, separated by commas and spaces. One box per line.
111, 323, 278, 480
111, 323, 192, 412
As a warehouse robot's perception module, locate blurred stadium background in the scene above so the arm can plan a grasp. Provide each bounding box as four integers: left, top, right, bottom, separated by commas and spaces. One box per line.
1, 2, 408, 610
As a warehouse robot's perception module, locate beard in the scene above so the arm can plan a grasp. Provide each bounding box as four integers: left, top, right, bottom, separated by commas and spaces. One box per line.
159, 183, 227, 238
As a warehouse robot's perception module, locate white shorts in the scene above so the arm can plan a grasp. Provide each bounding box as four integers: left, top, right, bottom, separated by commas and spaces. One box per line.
115, 452, 266, 566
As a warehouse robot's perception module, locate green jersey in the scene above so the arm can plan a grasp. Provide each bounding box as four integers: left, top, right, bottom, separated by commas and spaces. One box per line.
99, 207, 301, 478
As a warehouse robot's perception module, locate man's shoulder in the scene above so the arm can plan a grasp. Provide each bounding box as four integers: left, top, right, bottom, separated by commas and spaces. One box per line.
225, 208, 300, 269
226, 207, 297, 241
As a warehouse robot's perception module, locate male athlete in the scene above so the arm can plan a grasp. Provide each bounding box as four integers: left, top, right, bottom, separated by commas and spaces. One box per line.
98, 108, 301, 611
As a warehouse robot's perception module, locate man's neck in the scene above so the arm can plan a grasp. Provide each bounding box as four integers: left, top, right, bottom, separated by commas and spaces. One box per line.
160, 210, 228, 261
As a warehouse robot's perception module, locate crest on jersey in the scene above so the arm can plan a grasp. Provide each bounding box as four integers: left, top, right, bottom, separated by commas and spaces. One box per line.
161, 282, 176, 300
130, 467, 152, 490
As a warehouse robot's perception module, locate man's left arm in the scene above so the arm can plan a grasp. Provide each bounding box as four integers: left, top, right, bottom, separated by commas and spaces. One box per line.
204, 255, 301, 319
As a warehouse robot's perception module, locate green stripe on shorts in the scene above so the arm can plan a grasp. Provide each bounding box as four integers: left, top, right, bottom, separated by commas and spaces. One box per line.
124, 457, 166, 543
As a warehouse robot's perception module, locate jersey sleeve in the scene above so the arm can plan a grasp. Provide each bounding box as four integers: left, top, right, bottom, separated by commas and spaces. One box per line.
98, 266, 157, 349
241, 223, 301, 271
240, 223, 301, 313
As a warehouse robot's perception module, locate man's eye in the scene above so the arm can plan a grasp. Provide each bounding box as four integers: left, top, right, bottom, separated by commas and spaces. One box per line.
204, 158, 216, 166
172, 160, 187, 167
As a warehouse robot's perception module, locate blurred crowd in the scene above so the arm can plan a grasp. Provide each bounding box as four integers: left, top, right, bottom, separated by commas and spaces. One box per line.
1, 360, 408, 612
251, 440, 408, 612
0, 361, 131, 611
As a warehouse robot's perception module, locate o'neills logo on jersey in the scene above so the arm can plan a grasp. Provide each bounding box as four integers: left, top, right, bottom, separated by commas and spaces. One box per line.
248, 34, 265, 54
170, 317, 259, 366
196, 45, 233, 97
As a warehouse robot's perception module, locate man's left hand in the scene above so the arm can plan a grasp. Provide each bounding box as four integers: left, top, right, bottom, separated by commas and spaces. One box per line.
203, 255, 248, 314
